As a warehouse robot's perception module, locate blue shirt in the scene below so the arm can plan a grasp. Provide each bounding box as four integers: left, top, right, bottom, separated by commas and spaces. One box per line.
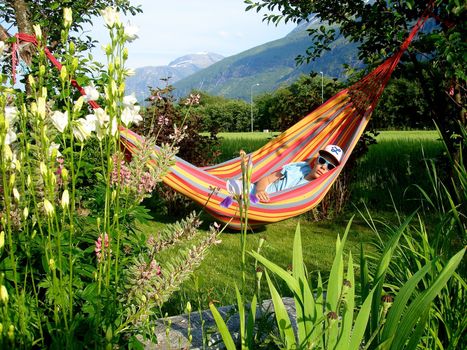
252, 162, 311, 194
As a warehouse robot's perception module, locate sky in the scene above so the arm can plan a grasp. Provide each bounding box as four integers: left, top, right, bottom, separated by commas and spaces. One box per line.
89, 0, 297, 68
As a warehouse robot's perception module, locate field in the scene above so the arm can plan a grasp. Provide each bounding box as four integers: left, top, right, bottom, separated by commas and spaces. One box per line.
143, 130, 444, 314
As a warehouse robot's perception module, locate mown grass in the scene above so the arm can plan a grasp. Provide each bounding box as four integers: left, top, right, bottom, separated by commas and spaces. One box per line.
142, 130, 443, 314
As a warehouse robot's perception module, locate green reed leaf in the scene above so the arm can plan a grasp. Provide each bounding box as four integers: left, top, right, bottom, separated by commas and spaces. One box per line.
209, 302, 236, 350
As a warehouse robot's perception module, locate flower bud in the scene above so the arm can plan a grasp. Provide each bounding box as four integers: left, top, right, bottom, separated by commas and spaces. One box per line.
27, 174, 32, 187
112, 190, 117, 201
3, 144, 12, 161
327, 311, 338, 326
28, 74, 36, 88
118, 82, 125, 95
33, 24, 42, 40
0, 231, 4, 249
43, 199, 55, 216
8, 324, 14, 341
60, 66, 68, 81
63, 7, 72, 28
39, 162, 47, 177
23, 207, 29, 219
61, 168, 68, 182
61, 189, 70, 209
12, 188, 20, 202
37, 97, 46, 119
123, 47, 129, 60
381, 295, 393, 314
49, 258, 56, 271
69, 42, 76, 55
39, 65, 46, 76
9, 173, 15, 187
72, 57, 79, 70
0, 285, 8, 304
186, 301, 192, 313
73, 96, 84, 114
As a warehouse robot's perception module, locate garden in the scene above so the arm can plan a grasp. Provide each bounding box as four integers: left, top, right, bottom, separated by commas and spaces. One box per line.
1, 1, 466, 350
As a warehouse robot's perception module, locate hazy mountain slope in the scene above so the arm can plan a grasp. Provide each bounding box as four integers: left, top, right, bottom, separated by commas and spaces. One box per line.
173, 24, 360, 100
125, 52, 224, 101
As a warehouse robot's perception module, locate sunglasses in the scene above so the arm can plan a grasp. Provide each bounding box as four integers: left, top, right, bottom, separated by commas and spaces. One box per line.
318, 156, 337, 170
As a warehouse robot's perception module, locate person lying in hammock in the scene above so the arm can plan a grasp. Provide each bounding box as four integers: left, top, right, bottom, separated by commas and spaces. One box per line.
253, 145, 343, 202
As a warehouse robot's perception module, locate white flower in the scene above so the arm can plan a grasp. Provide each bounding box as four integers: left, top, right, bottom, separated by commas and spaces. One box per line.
61, 190, 70, 209
121, 106, 142, 126
12, 188, 20, 202
4, 106, 18, 127
110, 117, 118, 136
72, 117, 95, 142
63, 8, 73, 27
4, 129, 17, 145
94, 108, 110, 126
50, 110, 69, 133
49, 142, 62, 158
100, 7, 120, 28
83, 85, 99, 101
43, 199, 55, 216
123, 94, 137, 107
123, 22, 139, 42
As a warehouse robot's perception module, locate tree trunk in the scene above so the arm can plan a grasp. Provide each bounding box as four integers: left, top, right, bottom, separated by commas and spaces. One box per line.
8, 0, 34, 65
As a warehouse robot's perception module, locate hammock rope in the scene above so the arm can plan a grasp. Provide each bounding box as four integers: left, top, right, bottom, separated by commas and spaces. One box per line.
11, 7, 431, 229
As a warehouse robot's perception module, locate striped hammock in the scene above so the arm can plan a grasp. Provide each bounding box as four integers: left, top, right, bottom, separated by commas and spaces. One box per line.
119, 12, 430, 229
12, 8, 429, 229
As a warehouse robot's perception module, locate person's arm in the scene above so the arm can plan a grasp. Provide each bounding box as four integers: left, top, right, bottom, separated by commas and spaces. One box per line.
255, 170, 283, 202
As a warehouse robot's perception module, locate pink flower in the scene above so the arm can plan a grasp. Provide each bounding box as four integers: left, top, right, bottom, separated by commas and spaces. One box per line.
95, 233, 111, 262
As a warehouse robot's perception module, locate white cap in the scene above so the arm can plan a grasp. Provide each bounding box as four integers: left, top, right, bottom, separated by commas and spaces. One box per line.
319, 145, 343, 165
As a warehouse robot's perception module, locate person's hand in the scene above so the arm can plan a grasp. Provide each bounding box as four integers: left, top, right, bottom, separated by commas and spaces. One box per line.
255, 190, 270, 202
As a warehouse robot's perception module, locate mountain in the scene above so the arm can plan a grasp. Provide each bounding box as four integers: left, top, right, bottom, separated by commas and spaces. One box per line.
125, 52, 224, 102
173, 18, 361, 100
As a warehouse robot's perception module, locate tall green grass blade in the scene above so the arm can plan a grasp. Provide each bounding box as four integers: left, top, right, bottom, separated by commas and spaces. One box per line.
348, 286, 376, 350
360, 241, 369, 302
315, 272, 324, 348
391, 248, 465, 349
265, 271, 297, 349
291, 222, 315, 346
325, 217, 353, 349
337, 252, 355, 348
371, 214, 414, 336
381, 259, 434, 342
209, 302, 236, 350
235, 285, 246, 350
327, 216, 353, 311
404, 309, 430, 350
246, 294, 257, 350
250, 251, 301, 295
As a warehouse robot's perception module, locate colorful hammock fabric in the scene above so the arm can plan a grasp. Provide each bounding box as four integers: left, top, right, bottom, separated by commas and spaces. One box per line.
13, 8, 430, 229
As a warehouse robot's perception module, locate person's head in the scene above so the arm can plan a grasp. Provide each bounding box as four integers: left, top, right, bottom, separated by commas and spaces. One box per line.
308, 145, 343, 179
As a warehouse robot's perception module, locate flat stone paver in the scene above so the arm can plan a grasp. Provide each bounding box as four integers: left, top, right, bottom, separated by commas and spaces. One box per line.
142, 297, 296, 349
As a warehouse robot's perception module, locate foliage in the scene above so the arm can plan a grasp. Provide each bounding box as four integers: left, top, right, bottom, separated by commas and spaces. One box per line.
0, 9, 220, 348
0, 0, 142, 52
244, 0, 466, 158
135, 84, 221, 216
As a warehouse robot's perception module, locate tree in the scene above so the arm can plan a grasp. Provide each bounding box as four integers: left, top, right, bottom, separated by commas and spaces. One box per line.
244, 0, 466, 155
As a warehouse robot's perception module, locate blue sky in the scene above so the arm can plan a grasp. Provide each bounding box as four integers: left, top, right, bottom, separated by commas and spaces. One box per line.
89, 0, 296, 68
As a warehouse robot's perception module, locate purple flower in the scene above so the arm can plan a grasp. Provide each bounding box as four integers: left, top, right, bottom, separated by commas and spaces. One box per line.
220, 196, 233, 208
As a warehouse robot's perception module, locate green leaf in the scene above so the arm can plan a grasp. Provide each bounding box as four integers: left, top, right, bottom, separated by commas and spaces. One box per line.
392, 248, 465, 349
337, 252, 355, 348
265, 270, 297, 349
250, 250, 301, 295
348, 286, 375, 350
380, 259, 434, 343
292, 222, 316, 345
235, 285, 245, 349
209, 302, 237, 350
327, 216, 353, 311
246, 294, 257, 350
